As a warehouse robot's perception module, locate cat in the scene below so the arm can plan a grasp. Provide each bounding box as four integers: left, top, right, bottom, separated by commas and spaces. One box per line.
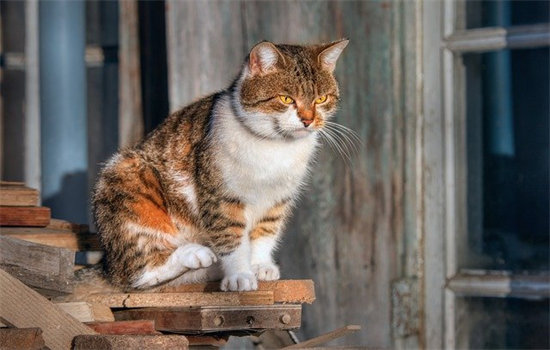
92, 39, 349, 292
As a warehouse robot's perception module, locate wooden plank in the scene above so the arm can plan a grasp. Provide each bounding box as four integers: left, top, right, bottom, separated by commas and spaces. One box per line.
0, 328, 46, 350
86, 291, 274, 308
0, 269, 96, 350
73, 335, 188, 350
114, 305, 302, 333
0, 226, 101, 251
48, 218, 88, 233
185, 335, 228, 347
118, 0, 143, 148
0, 184, 39, 206
0, 206, 50, 227
55, 302, 115, 323
158, 279, 315, 304
282, 325, 361, 349
86, 320, 160, 335
0, 235, 74, 295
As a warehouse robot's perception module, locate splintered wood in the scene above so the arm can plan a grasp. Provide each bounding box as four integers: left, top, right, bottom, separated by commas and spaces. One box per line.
0, 235, 74, 295
0, 269, 96, 350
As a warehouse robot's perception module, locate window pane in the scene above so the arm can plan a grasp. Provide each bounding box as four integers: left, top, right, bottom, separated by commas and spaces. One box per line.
467, 0, 549, 29
464, 48, 549, 271
455, 297, 549, 349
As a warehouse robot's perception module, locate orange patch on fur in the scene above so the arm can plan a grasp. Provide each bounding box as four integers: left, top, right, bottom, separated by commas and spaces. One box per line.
219, 202, 246, 223
133, 198, 178, 235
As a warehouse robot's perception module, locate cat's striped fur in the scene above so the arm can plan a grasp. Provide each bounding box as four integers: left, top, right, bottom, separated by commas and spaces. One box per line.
93, 40, 348, 291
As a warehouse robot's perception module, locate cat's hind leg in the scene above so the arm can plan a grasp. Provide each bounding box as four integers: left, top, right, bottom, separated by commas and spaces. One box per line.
133, 242, 217, 288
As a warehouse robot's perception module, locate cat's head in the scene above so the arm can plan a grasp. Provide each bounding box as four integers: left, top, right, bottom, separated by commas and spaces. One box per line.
233, 40, 348, 140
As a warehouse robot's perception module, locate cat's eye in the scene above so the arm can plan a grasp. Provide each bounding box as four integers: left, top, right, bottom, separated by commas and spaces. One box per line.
315, 95, 328, 104
279, 95, 294, 104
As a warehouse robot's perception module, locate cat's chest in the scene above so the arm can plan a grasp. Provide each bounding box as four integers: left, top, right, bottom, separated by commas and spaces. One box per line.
215, 135, 316, 203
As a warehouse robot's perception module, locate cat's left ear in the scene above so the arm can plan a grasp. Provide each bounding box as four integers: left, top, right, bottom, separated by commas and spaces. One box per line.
318, 39, 349, 72
249, 41, 285, 75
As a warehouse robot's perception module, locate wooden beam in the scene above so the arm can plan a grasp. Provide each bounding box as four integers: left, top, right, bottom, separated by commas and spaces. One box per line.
282, 325, 361, 349
73, 335, 188, 350
86, 291, 274, 308
0, 183, 39, 206
0, 328, 46, 350
0, 235, 74, 295
158, 279, 316, 304
1, 226, 101, 251
0, 269, 96, 350
114, 305, 302, 333
55, 302, 115, 323
0, 206, 50, 227
86, 320, 160, 335
118, 0, 143, 148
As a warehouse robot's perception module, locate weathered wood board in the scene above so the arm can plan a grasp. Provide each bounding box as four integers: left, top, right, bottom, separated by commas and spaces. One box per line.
115, 305, 302, 333
86, 320, 160, 335
158, 279, 315, 304
0, 328, 46, 350
0, 235, 74, 295
0, 206, 50, 227
0, 182, 39, 206
0, 226, 101, 251
73, 334, 188, 350
86, 291, 274, 308
55, 301, 115, 323
0, 269, 96, 349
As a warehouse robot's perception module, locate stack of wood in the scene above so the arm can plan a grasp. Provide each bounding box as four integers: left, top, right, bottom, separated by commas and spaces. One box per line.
0, 181, 332, 350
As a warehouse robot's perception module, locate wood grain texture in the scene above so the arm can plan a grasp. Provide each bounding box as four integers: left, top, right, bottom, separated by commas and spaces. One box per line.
0, 226, 101, 251
283, 325, 361, 349
86, 291, 274, 308
0, 328, 46, 350
86, 320, 160, 335
166, 1, 407, 346
73, 334, 188, 350
55, 301, 115, 322
158, 279, 315, 304
0, 183, 39, 206
0, 269, 96, 350
0, 235, 74, 295
0, 206, 50, 227
115, 305, 302, 333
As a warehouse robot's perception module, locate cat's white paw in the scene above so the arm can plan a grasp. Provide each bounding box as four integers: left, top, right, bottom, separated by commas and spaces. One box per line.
252, 263, 280, 281
220, 272, 258, 291
176, 244, 217, 269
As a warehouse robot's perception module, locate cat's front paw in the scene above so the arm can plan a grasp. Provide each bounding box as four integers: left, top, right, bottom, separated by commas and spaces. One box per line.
252, 263, 280, 281
176, 243, 217, 269
220, 272, 258, 291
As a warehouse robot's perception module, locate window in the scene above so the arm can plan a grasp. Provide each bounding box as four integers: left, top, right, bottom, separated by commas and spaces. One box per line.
423, 1, 549, 348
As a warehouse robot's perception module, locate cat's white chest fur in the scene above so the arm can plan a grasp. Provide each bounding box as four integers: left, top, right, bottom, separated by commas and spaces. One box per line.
212, 96, 317, 224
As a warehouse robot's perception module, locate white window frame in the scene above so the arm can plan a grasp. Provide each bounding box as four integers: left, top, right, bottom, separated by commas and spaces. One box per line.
421, 1, 550, 349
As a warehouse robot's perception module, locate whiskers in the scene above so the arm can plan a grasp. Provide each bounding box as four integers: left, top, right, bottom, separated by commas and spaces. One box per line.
319, 121, 362, 166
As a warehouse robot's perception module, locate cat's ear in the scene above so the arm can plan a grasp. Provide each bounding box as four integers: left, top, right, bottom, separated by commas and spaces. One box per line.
248, 41, 285, 75
318, 39, 349, 72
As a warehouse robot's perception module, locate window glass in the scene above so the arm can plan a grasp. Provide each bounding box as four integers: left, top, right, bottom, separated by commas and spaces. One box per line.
467, 0, 549, 29
455, 297, 549, 349
464, 48, 549, 270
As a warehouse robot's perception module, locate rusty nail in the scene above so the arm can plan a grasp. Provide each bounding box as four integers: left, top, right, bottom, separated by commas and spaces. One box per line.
246, 316, 255, 326
213, 315, 224, 327
280, 313, 291, 324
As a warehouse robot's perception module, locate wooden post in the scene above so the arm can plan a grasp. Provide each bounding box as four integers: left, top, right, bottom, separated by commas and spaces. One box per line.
119, 0, 143, 148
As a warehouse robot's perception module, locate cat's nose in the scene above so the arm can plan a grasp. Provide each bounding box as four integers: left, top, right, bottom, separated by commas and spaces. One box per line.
301, 119, 313, 127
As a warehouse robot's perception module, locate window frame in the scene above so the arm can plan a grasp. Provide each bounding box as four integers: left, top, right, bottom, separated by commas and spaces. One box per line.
421, 1, 550, 348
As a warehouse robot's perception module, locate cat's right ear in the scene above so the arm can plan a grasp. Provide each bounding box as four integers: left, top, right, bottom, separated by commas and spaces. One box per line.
248, 41, 285, 75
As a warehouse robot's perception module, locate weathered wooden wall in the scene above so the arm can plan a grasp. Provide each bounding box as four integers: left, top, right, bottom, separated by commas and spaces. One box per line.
166, 1, 417, 347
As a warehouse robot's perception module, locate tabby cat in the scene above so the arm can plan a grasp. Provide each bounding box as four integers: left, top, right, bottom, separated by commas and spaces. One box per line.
93, 39, 349, 291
